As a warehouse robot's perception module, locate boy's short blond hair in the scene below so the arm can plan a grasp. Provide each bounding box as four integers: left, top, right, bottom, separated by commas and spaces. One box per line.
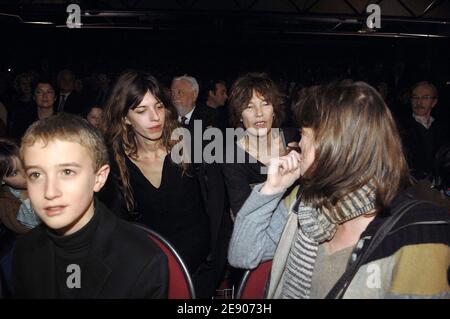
20, 113, 109, 172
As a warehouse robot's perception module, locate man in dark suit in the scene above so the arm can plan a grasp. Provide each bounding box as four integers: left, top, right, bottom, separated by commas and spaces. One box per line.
400, 81, 449, 180
13, 114, 168, 298
204, 79, 229, 132
171, 75, 220, 132
56, 69, 87, 115
170, 76, 232, 297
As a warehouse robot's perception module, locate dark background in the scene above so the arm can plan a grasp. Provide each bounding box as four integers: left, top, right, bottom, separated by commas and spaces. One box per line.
2, 26, 449, 83
0, 0, 449, 120
0, 0, 448, 83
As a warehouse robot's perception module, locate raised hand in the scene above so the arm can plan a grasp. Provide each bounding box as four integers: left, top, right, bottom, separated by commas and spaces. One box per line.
261, 151, 302, 195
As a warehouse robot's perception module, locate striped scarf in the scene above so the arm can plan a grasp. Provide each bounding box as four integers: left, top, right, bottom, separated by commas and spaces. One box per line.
280, 183, 376, 299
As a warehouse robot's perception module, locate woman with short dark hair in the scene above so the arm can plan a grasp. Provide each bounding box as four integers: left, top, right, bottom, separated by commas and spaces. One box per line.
9, 77, 56, 139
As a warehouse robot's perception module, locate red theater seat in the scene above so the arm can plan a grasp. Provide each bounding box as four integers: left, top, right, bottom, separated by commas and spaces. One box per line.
235, 260, 272, 299
134, 224, 196, 299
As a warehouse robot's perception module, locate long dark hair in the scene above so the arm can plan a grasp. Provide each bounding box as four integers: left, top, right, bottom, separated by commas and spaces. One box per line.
102, 69, 180, 211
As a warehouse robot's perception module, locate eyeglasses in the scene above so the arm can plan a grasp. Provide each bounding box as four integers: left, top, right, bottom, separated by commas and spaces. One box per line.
411, 95, 436, 101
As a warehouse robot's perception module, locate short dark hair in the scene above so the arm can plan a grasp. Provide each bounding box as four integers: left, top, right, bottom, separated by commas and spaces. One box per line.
31, 76, 56, 94
205, 79, 226, 94
0, 138, 20, 178
57, 69, 75, 84
83, 104, 103, 119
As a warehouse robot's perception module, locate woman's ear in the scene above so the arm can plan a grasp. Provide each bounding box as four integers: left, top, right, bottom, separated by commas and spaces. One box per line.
123, 116, 131, 125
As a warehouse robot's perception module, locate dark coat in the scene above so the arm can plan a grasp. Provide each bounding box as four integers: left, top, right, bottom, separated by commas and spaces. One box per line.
179, 112, 233, 297
190, 160, 233, 298
99, 147, 232, 298
399, 116, 449, 179
58, 91, 88, 115
184, 104, 220, 133
12, 199, 168, 299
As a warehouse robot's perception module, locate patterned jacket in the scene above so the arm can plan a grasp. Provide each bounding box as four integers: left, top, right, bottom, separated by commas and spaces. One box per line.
228, 184, 450, 298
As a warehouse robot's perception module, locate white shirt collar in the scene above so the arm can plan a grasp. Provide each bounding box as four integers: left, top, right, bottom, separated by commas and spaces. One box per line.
178, 106, 196, 124
412, 113, 434, 129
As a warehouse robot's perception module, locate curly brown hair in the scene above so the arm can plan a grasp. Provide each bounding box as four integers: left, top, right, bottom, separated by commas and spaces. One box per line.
229, 73, 285, 129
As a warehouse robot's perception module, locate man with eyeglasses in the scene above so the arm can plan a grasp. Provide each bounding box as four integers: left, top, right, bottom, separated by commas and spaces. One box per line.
400, 81, 448, 180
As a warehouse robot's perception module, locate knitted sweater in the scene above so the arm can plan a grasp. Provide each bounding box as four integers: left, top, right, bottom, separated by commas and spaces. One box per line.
228, 184, 450, 299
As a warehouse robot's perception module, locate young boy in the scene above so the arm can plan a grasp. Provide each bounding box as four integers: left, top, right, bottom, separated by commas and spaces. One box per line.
12, 113, 168, 298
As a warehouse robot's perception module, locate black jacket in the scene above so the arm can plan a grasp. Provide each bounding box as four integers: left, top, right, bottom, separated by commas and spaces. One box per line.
58, 91, 88, 115
184, 104, 219, 130
12, 199, 168, 299
399, 116, 449, 179
99, 148, 232, 298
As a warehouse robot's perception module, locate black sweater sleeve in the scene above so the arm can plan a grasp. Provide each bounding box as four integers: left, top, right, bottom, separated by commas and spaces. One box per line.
222, 163, 254, 217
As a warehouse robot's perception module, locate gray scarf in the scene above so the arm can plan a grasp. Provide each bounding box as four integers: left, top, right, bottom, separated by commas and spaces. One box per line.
280, 183, 376, 299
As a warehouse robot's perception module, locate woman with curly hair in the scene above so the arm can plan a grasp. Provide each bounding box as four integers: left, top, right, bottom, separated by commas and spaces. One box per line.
222, 72, 291, 217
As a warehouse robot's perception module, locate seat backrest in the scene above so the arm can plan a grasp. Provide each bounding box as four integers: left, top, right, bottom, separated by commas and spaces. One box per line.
235, 260, 273, 299
134, 224, 196, 299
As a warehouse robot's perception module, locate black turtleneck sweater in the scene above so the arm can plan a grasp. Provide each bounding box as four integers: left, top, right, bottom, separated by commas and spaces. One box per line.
46, 207, 100, 298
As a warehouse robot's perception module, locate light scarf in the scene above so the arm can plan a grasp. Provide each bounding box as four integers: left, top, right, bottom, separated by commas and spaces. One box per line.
280, 183, 376, 299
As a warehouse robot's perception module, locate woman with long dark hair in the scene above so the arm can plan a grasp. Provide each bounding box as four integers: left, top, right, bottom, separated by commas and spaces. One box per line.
100, 70, 210, 280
